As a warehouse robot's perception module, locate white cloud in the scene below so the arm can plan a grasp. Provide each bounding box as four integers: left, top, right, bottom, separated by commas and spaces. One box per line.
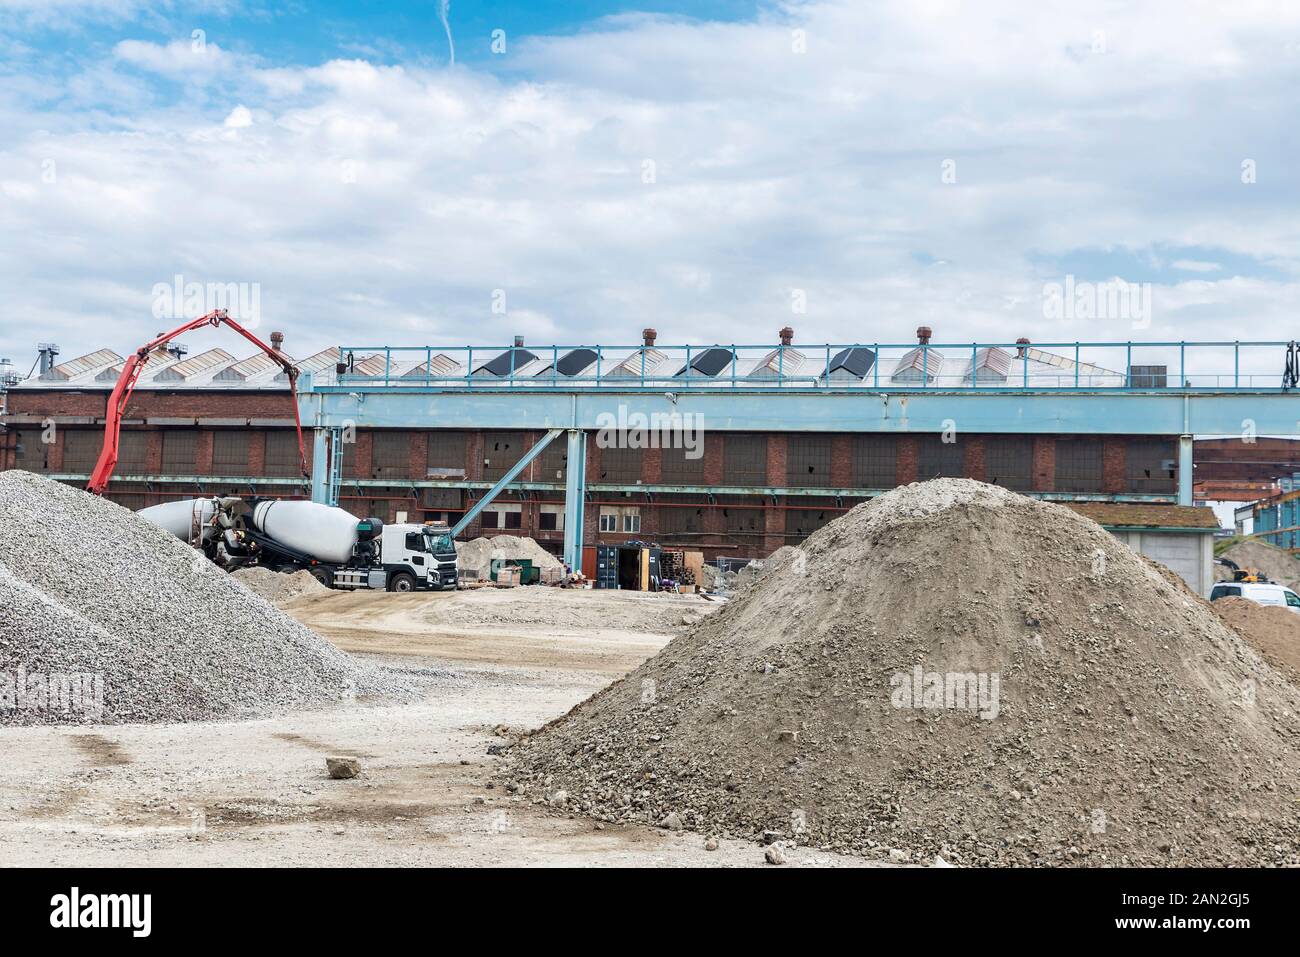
2, 0, 1300, 373
1172, 259, 1222, 272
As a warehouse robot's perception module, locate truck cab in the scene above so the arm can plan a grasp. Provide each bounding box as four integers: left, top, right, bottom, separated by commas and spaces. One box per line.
380, 522, 458, 592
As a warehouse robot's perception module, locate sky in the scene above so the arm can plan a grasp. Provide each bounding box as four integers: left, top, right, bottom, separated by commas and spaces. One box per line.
1, 0, 1299, 371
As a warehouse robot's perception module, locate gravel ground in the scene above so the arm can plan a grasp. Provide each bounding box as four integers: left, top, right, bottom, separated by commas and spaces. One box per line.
0, 471, 433, 726
511, 479, 1300, 867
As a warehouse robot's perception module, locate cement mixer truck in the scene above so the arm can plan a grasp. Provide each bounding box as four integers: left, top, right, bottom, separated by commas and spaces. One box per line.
140, 498, 458, 592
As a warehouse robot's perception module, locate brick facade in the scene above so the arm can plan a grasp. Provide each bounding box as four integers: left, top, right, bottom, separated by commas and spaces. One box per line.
2, 385, 1187, 561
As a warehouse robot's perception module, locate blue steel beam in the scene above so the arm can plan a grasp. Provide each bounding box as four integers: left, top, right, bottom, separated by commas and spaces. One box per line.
450, 428, 562, 538
299, 389, 1300, 437
562, 429, 587, 572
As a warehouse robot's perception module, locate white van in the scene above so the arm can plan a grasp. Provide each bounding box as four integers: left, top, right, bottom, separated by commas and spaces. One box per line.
1209, 581, 1300, 613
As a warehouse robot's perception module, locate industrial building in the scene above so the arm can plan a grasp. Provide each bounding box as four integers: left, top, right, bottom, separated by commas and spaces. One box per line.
4, 325, 1274, 594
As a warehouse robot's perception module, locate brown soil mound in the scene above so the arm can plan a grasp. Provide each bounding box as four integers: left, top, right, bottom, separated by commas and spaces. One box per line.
1211, 597, 1300, 684
511, 479, 1300, 866
1216, 540, 1300, 590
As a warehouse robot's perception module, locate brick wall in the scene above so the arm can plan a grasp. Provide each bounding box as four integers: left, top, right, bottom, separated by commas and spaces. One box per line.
897, 435, 919, 484
830, 434, 852, 487
1102, 437, 1126, 493
1032, 436, 1055, 491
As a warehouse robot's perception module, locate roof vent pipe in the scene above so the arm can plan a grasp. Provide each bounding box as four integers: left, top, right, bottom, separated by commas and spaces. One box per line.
779, 326, 794, 346
513, 336, 525, 349
642, 328, 657, 347
270, 331, 285, 353
1015, 337, 1030, 359
916, 326, 932, 345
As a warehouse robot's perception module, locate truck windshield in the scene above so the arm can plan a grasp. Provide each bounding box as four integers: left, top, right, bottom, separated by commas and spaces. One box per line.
425, 532, 453, 553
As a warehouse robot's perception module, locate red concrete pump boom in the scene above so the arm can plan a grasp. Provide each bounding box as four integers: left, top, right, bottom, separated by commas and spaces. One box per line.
87, 310, 308, 495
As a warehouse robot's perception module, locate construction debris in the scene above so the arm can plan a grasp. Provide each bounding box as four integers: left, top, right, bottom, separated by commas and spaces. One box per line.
512, 478, 1300, 866
0, 470, 418, 726
455, 535, 563, 581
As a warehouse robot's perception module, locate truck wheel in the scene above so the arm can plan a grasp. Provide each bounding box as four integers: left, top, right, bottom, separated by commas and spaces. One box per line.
309, 567, 334, 588
388, 572, 417, 593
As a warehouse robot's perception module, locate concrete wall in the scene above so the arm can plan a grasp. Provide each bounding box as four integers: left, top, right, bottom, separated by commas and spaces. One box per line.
1111, 529, 1214, 597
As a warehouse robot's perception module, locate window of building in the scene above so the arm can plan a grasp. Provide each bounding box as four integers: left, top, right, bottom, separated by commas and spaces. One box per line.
599, 445, 643, 483
785, 498, 839, 542
917, 435, 964, 479
721, 495, 763, 536
723, 434, 767, 486
371, 432, 412, 480
539, 438, 568, 482
264, 431, 306, 477
985, 436, 1034, 491
539, 504, 564, 531
787, 435, 834, 488
1055, 438, 1104, 493
61, 430, 100, 472
482, 432, 526, 481
12, 428, 49, 471
210, 431, 250, 474
599, 505, 640, 533
655, 494, 704, 535
427, 431, 467, 477
117, 432, 148, 474
161, 430, 198, 474
851, 435, 897, 489
660, 442, 706, 484
1125, 439, 1176, 494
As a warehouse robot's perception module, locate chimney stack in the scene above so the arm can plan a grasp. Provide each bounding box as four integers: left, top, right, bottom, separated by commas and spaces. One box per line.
1015, 337, 1030, 359
513, 336, 525, 349
37, 343, 60, 376
270, 330, 285, 353
642, 328, 657, 348
916, 326, 932, 345
779, 326, 794, 346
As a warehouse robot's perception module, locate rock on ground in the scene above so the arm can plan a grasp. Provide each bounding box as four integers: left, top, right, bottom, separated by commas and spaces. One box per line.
511, 478, 1300, 867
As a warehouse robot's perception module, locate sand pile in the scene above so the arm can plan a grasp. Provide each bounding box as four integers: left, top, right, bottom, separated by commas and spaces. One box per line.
456, 535, 562, 578
1215, 540, 1300, 589
0, 471, 412, 726
233, 566, 330, 604
1211, 597, 1300, 684
512, 479, 1300, 866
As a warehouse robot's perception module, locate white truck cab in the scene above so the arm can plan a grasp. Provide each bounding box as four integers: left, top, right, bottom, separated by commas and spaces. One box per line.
1209, 581, 1300, 613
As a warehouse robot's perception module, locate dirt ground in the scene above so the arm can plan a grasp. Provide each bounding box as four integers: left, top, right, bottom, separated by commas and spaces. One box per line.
0, 587, 878, 868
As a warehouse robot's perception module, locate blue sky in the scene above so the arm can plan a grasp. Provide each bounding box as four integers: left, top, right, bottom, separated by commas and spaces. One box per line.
2, 0, 1299, 371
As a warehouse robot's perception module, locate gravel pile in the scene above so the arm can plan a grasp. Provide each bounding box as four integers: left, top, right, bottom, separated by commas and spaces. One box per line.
233, 567, 330, 604
456, 535, 562, 578
0, 471, 415, 726
512, 478, 1300, 866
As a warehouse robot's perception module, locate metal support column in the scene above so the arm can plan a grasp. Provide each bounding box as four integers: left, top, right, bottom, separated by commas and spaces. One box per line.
1177, 434, 1194, 506
563, 429, 587, 571
310, 428, 329, 504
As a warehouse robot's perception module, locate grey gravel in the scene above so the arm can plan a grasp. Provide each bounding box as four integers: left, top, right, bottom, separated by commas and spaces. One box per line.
0, 470, 421, 726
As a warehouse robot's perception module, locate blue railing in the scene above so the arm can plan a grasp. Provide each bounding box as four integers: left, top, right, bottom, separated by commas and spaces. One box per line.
320, 340, 1300, 392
